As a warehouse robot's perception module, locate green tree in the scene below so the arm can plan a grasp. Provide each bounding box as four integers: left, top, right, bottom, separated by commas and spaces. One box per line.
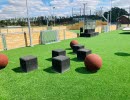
104, 7, 128, 23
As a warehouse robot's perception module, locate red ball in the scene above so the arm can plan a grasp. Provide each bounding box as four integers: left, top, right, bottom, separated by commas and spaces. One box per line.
84, 54, 102, 71
0, 54, 8, 68
70, 40, 79, 48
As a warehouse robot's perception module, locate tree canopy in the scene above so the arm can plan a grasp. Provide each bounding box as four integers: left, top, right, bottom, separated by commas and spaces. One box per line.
104, 7, 128, 23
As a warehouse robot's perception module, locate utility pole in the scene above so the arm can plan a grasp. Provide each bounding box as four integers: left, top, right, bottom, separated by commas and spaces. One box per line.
83, 3, 87, 29
72, 7, 73, 25
100, 7, 103, 16
107, 13, 110, 32
26, 0, 33, 47
53, 7, 55, 26
110, 0, 112, 30
128, 6, 130, 26
47, 17, 48, 27
90, 9, 91, 15
80, 8, 81, 16
72, 7, 73, 17
129, 6, 130, 17
84, 3, 85, 29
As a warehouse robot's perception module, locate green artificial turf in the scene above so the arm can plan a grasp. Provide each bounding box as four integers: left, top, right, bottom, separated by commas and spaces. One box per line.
0, 30, 130, 100
70, 30, 80, 34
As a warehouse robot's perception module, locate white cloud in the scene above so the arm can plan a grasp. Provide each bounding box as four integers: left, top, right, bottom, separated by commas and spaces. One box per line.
112, 0, 130, 11
0, 0, 101, 19
1, 0, 129, 20
49, 0, 101, 16
0, 0, 49, 19
50, 0, 70, 5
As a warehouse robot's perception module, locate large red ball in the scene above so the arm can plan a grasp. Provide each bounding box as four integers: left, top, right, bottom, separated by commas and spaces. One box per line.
70, 40, 79, 48
0, 54, 8, 68
84, 54, 102, 71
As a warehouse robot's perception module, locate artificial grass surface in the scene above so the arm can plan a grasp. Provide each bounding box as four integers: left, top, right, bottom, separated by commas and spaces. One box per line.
0, 30, 130, 100
70, 30, 80, 34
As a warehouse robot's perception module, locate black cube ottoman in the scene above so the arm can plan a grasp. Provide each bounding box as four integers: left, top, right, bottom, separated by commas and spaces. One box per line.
72, 44, 84, 53
80, 27, 83, 33
52, 49, 66, 57
20, 55, 38, 72
77, 49, 92, 60
52, 55, 70, 73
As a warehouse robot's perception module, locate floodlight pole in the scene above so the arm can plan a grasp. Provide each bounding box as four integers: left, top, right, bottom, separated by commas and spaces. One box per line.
80, 8, 81, 16
110, 0, 112, 30
129, 6, 130, 17
47, 17, 49, 27
72, 7, 74, 25
53, 7, 55, 26
129, 6, 130, 18
26, 0, 33, 47
107, 13, 110, 32
83, 3, 85, 29
128, 6, 130, 26
90, 9, 91, 15
72, 7, 73, 17
83, 3, 87, 29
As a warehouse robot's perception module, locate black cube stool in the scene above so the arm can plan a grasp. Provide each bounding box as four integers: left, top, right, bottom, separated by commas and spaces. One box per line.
80, 27, 83, 33
52, 49, 66, 57
20, 55, 38, 72
72, 44, 84, 53
77, 48, 92, 60
52, 55, 70, 73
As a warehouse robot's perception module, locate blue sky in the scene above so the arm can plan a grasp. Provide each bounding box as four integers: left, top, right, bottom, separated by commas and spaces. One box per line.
0, 0, 8, 4
0, 0, 8, 8
0, 0, 129, 20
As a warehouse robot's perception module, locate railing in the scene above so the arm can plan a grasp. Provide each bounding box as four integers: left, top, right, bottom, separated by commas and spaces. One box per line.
0, 26, 47, 34
0, 28, 77, 51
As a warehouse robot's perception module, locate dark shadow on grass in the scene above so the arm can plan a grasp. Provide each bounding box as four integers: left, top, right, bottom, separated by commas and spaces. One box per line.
43, 67, 56, 73
68, 52, 76, 55
75, 67, 97, 74
65, 48, 72, 50
120, 32, 130, 35
12, 67, 24, 73
115, 52, 130, 56
71, 57, 83, 62
46, 58, 52, 62
0, 67, 5, 70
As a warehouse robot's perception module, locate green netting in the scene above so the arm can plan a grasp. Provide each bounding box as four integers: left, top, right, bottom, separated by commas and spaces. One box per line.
47, 26, 52, 30
84, 19, 96, 29
40, 30, 59, 44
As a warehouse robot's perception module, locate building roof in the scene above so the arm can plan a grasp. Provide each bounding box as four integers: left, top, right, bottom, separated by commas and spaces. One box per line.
117, 15, 130, 24
117, 15, 130, 20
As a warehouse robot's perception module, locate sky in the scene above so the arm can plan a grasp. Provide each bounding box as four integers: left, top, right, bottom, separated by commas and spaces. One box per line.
0, 0, 130, 20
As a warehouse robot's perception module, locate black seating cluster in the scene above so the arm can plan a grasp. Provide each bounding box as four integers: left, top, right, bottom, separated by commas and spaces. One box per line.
80, 27, 99, 37
51, 44, 92, 73
19, 44, 91, 73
